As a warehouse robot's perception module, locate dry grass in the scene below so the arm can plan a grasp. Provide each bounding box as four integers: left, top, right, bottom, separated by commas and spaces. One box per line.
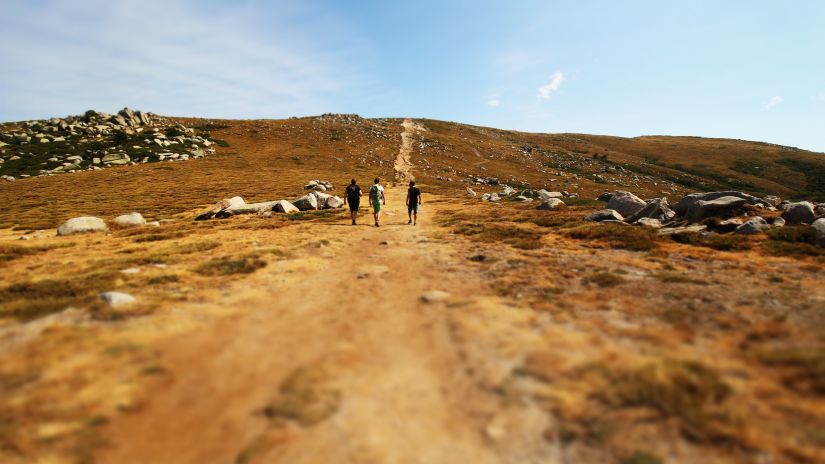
0, 242, 75, 262
453, 223, 544, 250
757, 347, 825, 394
0, 272, 119, 320
194, 254, 267, 276
567, 223, 659, 251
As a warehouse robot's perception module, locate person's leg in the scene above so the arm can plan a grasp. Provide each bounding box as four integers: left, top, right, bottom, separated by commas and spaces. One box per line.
413, 205, 419, 225
408, 207, 412, 224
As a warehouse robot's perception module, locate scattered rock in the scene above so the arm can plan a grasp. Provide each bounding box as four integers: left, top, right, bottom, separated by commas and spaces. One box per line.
113, 212, 146, 228
780, 201, 816, 225
625, 197, 676, 223
812, 218, 825, 247
597, 192, 613, 202
99, 291, 136, 307
763, 195, 781, 206
634, 218, 663, 228
606, 191, 647, 217
585, 209, 624, 222
57, 216, 108, 236
735, 217, 770, 234
685, 196, 749, 222
537, 190, 563, 200
325, 196, 344, 209
466, 187, 477, 197
420, 291, 450, 303
293, 194, 320, 211
468, 254, 486, 262
273, 200, 300, 214
147, 221, 161, 227
771, 217, 785, 227
536, 198, 565, 211
101, 153, 130, 165
658, 225, 708, 236
674, 191, 772, 216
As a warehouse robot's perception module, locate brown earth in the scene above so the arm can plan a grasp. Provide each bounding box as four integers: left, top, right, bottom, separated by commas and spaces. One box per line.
0, 116, 824, 464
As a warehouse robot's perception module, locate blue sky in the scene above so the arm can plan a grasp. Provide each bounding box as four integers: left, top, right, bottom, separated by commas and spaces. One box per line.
2, 0, 824, 152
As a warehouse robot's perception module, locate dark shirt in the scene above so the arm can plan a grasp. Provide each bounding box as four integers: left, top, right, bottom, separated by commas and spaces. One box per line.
346, 185, 361, 203
408, 187, 421, 206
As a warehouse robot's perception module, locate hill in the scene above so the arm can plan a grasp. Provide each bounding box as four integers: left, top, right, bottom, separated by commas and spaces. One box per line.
0, 114, 824, 464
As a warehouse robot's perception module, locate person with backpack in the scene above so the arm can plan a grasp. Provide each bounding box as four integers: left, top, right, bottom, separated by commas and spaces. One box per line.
368, 177, 386, 227
406, 180, 422, 225
343, 178, 362, 225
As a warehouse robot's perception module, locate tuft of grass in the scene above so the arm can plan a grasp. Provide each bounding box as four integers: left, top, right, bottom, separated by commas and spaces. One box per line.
564, 197, 605, 207
263, 366, 341, 426
146, 274, 180, 285
767, 226, 816, 244
757, 347, 825, 394
285, 210, 341, 222
583, 271, 626, 287
609, 359, 732, 441
164, 240, 220, 255
763, 226, 825, 258
622, 451, 664, 464
132, 231, 187, 243
0, 272, 118, 321
195, 254, 267, 276
453, 223, 544, 250
652, 272, 709, 285
670, 232, 752, 251
567, 223, 659, 251
0, 242, 75, 262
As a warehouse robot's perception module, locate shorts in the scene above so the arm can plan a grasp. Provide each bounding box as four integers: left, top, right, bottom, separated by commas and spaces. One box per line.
408, 204, 420, 214
372, 202, 382, 213
349, 201, 360, 212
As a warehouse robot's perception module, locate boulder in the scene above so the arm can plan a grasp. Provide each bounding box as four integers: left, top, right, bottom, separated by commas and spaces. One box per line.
674, 191, 772, 216
735, 217, 770, 235
480, 193, 490, 201
326, 196, 344, 209
195, 196, 245, 220
585, 209, 624, 222
537, 190, 563, 200
536, 198, 565, 211
273, 200, 299, 214
634, 218, 663, 228
500, 186, 517, 196
514, 196, 532, 202
311, 184, 327, 192
225, 201, 281, 215
771, 217, 785, 227
99, 291, 136, 307
658, 224, 708, 236
625, 197, 676, 223
780, 201, 816, 225
488, 193, 501, 202
606, 191, 647, 218
685, 196, 749, 222
812, 218, 825, 247
113, 212, 146, 227
293, 194, 319, 211
597, 192, 613, 202
57, 216, 108, 236
102, 153, 130, 165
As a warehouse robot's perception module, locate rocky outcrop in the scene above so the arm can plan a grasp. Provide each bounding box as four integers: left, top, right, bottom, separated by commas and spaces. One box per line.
684, 196, 749, 222
293, 194, 320, 211
625, 198, 676, 223
536, 198, 565, 211
586, 209, 624, 222
273, 200, 299, 214
780, 201, 816, 225
674, 191, 772, 217
57, 216, 108, 236
812, 218, 825, 247
735, 217, 770, 234
606, 191, 647, 218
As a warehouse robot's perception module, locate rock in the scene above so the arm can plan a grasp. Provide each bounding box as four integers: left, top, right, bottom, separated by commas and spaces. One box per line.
658, 225, 708, 236
625, 197, 676, 223
57, 216, 108, 236
99, 291, 136, 307
102, 153, 130, 165
606, 191, 647, 217
223, 201, 281, 215
685, 196, 749, 222
273, 200, 299, 214
195, 196, 246, 220
585, 209, 624, 222
468, 254, 486, 262
763, 195, 781, 206
537, 190, 563, 200
735, 217, 770, 234
147, 221, 161, 227
420, 290, 450, 303
500, 186, 517, 196
780, 201, 816, 225
1, 175, 14, 182
771, 217, 785, 227
311, 184, 327, 192
466, 187, 477, 197
514, 195, 532, 202
597, 192, 613, 202
310, 191, 334, 209
113, 212, 146, 228
674, 191, 772, 216
293, 194, 319, 211
812, 218, 825, 247
634, 218, 663, 228
325, 196, 344, 209
536, 198, 565, 211
488, 193, 501, 202
716, 218, 744, 232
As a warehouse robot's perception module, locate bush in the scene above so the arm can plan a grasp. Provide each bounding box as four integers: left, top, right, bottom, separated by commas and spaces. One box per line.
454, 223, 544, 250
670, 232, 752, 251
567, 224, 658, 251
583, 272, 626, 287
195, 255, 266, 276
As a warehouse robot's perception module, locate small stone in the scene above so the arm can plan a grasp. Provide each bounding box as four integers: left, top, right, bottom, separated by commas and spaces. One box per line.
420, 291, 450, 303
113, 212, 146, 228
468, 254, 486, 262
99, 291, 136, 306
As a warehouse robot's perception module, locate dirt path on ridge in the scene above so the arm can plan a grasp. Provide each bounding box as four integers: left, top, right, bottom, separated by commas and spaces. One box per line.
96, 129, 557, 463
394, 119, 420, 183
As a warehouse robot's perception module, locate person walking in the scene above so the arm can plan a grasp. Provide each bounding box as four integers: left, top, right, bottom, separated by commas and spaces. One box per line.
368, 177, 386, 227
406, 180, 422, 225
343, 178, 362, 225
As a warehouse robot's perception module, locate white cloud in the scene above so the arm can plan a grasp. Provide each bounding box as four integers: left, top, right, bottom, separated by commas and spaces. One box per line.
766, 95, 784, 109
486, 95, 501, 107
538, 72, 565, 99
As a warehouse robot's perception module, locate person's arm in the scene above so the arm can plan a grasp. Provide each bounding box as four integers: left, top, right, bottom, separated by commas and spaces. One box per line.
418, 191, 422, 204
406, 191, 410, 206
368, 188, 372, 207
382, 190, 386, 204
343, 189, 347, 205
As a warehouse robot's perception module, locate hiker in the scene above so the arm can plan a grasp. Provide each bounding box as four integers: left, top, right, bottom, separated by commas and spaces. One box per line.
368, 177, 386, 227
343, 178, 362, 225
406, 180, 422, 225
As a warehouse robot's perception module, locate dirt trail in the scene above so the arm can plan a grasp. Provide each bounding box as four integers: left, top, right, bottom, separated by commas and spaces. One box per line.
97, 195, 554, 461
393, 119, 420, 183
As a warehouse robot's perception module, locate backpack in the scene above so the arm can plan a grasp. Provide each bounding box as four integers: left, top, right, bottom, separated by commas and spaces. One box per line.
369, 185, 382, 203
